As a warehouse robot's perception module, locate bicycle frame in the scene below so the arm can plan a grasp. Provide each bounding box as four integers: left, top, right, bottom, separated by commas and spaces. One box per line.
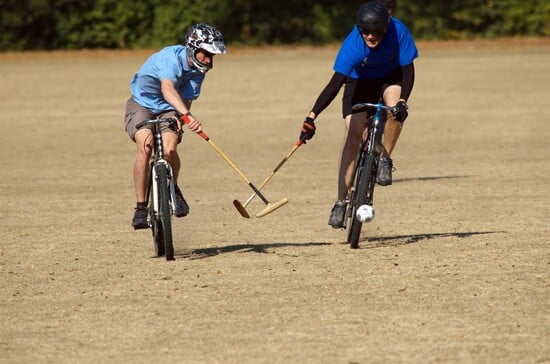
137, 117, 178, 260
147, 120, 177, 219
346, 102, 393, 248
349, 102, 390, 200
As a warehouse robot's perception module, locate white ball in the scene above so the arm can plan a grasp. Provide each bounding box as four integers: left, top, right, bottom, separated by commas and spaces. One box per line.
356, 204, 375, 222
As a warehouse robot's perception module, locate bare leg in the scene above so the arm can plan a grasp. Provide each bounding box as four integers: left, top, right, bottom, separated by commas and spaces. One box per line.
338, 112, 367, 201
382, 112, 403, 157
162, 131, 180, 182
382, 85, 403, 157
133, 129, 154, 203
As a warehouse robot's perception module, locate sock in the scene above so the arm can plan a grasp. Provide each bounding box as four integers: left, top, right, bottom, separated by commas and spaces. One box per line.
136, 202, 147, 209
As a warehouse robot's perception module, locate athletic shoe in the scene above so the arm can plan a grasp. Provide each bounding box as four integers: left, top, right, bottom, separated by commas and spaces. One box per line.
174, 185, 189, 217
377, 157, 393, 186
132, 207, 149, 230
328, 200, 347, 229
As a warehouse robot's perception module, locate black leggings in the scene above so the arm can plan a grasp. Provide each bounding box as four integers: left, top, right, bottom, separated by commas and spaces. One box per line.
341, 67, 403, 118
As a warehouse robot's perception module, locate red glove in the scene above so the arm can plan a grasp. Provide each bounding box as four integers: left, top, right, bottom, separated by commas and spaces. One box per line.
300, 117, 316, 143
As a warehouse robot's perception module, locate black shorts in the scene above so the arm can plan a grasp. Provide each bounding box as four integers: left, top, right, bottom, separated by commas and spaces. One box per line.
341, 67, 403, 118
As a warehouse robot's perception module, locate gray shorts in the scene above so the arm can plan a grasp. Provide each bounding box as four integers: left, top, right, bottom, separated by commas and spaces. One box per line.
124, 97, 180, 142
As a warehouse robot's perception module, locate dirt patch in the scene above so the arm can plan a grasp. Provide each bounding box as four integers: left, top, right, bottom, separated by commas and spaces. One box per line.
1, 39, 548, 363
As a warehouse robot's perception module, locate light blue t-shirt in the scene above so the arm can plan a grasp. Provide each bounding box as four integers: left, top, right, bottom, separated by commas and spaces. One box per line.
130, 45, 205, 113
334, 18, 418, 80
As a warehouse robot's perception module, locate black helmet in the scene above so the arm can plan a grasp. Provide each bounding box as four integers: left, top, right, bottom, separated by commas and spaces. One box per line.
378, 0, 395, 15
356, 2, 390, 35
185, 23, 227, 73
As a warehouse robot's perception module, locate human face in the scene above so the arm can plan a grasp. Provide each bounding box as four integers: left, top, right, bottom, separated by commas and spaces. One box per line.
359, 27, 385, 48
187, 48, 215, 72
195, 49, 213, 67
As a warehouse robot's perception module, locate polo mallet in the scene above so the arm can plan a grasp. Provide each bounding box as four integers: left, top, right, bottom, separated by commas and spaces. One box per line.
233, 139, 305, 218
182, 116, 287, 217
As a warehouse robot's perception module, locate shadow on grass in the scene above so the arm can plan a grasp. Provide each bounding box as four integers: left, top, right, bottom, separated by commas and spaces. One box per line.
393, 175, 472, 183
175, 241, 332, 260
171, 174, 492, 259
354, 230, 506, 249
173, 230, 505, 259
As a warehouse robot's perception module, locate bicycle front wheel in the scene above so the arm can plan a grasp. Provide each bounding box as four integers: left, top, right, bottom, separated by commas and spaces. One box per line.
150, 212, 165, 257
347, 154, 376, 249
156, 164, 174, 260
147, 164, 165, 258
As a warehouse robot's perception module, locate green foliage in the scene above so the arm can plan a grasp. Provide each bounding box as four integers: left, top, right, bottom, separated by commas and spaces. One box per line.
399, 0, 550, 39
0, 0, 547, 51
0, 0, 55, 50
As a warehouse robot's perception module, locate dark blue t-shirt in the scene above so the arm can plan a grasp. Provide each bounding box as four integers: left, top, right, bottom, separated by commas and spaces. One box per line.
333, 18, 418, 80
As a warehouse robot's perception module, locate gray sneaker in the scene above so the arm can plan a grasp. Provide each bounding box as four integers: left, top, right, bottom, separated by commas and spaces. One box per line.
377, 157, 393, 186
174, 185, 189, 217
132, 207, 149, 230
328, 200, 347, 229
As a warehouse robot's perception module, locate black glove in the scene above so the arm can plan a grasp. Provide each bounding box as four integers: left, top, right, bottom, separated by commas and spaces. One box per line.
300, 117, 316, 143
391, 100, 408, 122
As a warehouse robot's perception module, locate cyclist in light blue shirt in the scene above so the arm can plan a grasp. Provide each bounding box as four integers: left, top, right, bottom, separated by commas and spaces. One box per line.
130, 45, 205, 114
298, 1, 418, 228
124, 23, 227, 230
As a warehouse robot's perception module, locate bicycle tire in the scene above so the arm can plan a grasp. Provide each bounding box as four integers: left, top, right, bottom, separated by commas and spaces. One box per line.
156, 164, 174, 260
150, 212, 165, 257
148, 166, 165, 257
347, 153, 376, 249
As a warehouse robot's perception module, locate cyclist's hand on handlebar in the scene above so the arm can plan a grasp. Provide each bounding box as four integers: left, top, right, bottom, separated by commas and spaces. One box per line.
171, 116, 183, 133
391, 100, 408, 122
299, 117, 316, 143
180, 113, 202, 133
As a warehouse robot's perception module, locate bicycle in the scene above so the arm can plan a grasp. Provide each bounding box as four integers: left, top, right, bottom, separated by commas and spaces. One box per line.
345, 102, 397, 249
135, 117, 179, 260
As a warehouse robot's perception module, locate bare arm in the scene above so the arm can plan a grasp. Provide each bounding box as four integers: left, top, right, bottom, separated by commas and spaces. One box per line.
160, 78, 202, 132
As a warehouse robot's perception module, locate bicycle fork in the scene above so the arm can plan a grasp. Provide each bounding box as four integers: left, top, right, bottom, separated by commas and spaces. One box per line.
151, 160, 176, 218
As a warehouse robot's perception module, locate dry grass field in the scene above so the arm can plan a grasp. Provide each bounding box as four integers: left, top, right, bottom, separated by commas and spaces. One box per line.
1, 38, 549, 363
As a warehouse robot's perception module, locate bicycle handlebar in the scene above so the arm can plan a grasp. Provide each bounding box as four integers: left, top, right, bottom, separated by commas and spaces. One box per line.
135, 117, 177, 130
352, 102, 395, 113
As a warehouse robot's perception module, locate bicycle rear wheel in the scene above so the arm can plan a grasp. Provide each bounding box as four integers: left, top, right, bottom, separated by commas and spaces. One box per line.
347, 154, 376, 249
156, 164, 174, 260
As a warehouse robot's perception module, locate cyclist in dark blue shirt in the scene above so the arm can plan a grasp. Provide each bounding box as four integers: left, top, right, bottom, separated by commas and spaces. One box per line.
298, 1, 418, 228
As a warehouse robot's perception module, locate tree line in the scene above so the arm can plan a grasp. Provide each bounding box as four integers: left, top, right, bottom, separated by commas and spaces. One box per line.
1, 0, 548, 51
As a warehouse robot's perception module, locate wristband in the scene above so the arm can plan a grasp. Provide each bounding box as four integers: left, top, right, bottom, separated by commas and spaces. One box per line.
181, 112, 193, 125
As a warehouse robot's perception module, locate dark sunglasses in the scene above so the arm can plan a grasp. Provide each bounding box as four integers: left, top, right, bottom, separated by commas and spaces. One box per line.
358, 26, 384, 38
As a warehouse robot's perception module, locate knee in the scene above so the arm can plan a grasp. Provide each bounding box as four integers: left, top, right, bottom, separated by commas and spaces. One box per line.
136, 144, 153, 164
344, 131, 362, 152
346, 116, 365, 143
164, 148, 179, 162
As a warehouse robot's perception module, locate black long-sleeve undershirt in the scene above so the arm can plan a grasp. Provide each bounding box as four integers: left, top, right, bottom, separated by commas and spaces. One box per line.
310, 63, 415, 117
310, 72, 347, 116
400, 63, 415, 101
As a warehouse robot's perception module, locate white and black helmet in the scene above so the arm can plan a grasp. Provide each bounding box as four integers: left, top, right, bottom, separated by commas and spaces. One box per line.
185, 23, 227, 73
